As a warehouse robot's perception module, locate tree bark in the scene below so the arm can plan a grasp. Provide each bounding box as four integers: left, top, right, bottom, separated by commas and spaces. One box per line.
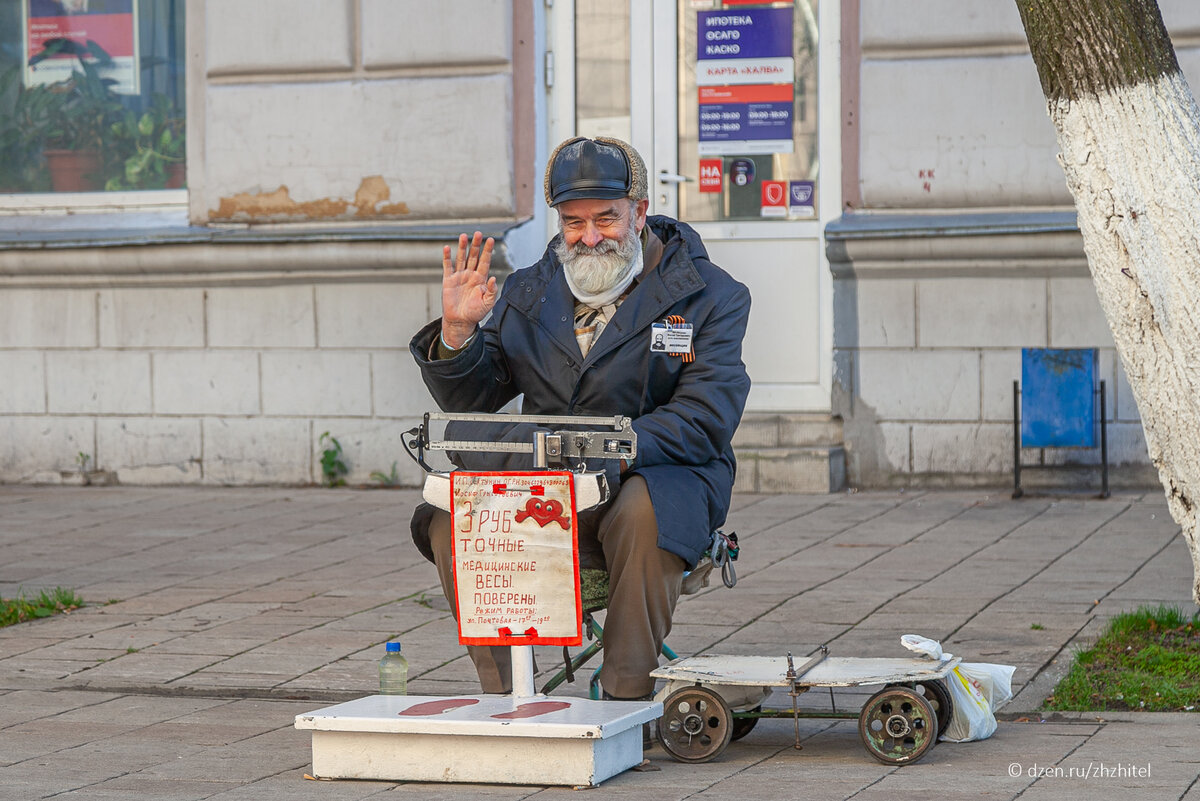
1017, 0, 1200, 604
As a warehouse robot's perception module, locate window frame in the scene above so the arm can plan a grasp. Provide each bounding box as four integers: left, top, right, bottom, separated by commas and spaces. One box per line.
0, 0, 192, 218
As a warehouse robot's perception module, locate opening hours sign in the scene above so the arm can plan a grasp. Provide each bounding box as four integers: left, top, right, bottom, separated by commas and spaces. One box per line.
696, 6, 795, 156
451, 472, 582, 647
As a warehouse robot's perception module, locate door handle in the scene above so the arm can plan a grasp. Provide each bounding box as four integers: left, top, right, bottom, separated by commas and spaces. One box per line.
657, 172, 693, 184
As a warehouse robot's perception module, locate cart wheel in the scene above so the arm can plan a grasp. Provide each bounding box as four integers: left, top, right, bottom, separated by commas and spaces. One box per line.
657, 685, 734, 763
916, 680, 953, 737
858, 686, 938, 765
887, 681, 953, 739
730, 705, 761, 741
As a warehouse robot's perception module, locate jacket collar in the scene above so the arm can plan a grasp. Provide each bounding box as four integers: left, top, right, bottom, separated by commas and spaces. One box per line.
508, 222, 707, 365
583, 236, 704, 366
502, 261, 580, 361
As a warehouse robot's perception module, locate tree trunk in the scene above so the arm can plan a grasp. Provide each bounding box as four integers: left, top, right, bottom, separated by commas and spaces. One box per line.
1017, 0, 1200, 604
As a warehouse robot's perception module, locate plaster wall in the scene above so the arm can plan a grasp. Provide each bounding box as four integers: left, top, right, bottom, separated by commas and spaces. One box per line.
1, 282, 442, 486
835, 0, 1200, 487
0, 0, 532, 486
202, 0, 517, 223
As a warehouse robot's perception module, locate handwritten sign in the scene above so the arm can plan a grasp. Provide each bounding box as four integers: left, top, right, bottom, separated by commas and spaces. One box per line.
451, 471, 582, 647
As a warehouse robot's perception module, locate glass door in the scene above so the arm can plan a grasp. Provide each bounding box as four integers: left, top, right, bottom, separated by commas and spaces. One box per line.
675, 0, 820, 222
650, 0, 836, 413
551, 0, 837, 412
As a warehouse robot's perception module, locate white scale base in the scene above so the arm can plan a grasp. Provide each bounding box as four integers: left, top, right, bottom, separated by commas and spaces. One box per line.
296, 694, 661, 787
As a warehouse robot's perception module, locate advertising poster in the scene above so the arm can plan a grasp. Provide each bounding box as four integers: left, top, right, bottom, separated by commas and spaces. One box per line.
696, 6, 794, 156
24, 0, 139, 95
451, 472, 582, 647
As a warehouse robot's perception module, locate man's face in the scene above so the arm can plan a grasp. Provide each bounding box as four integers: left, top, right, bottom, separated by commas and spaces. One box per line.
556, 197, 648, 250
554, 197, 649, 296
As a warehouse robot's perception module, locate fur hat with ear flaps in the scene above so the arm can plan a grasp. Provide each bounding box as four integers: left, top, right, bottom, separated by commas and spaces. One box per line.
544, 136, 648, 207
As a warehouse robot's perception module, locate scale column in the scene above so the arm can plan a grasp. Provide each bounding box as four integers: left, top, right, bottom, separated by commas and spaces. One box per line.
508, 430, 549, 698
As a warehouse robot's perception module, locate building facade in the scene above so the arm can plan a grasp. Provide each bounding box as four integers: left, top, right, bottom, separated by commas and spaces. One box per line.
2, 0, 1193, 490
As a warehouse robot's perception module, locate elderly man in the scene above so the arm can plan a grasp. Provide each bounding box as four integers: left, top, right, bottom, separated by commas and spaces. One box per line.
410, 137, 750, 702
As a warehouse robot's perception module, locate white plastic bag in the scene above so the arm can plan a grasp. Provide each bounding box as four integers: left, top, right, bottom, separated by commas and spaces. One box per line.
960, 662, 1015, 710
940, 662, 1016, 742
941, 665, 995, 742
900, 633, 948, 661
899, 635, 1014, 742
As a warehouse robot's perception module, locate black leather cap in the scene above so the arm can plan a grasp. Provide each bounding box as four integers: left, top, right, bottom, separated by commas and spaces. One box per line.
546, 137, 632, 206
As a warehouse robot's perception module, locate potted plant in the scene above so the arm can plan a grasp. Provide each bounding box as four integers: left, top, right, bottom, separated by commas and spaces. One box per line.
26, 38, 125, 192
105, 93, 186, 190
0, 64, 50, 192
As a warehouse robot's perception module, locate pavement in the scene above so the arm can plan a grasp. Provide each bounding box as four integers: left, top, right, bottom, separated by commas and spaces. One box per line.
1, 485, 1198, 800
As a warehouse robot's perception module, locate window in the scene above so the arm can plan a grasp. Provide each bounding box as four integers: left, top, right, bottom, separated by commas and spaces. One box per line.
0, 0, 185, 198
574, 0, 631, 142
677, 0, 820, 222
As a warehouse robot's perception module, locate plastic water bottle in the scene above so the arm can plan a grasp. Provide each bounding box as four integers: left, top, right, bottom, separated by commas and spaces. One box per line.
378, 642, 408, 695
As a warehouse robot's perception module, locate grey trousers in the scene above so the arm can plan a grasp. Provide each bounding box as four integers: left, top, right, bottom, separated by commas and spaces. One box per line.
428, 474, 685, 698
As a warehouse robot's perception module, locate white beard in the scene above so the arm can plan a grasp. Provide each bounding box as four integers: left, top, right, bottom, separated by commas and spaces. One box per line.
555, 225, 643, 307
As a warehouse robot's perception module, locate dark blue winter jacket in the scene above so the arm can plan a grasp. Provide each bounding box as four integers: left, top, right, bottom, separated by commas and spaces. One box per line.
410, 215, 751, 568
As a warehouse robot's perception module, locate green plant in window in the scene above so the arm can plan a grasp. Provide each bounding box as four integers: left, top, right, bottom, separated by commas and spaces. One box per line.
0, 63, 61, 192
26, 38, 125, 153
105, 93, 185, 190
8, 38, 129, 192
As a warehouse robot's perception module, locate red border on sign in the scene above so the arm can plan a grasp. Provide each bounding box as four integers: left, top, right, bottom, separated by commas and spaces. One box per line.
450, 471, 582, 647
698, 84, 793, 104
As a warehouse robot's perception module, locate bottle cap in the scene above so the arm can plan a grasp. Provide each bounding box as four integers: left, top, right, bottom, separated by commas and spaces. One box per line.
385, 642, 401, 653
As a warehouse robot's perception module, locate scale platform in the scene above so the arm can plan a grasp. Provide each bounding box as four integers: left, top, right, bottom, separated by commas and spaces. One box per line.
296, 693, 660, 787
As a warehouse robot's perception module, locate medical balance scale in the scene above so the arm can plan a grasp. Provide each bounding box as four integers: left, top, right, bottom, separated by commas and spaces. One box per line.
296, 413, 968, 782
295, 414, 660, 787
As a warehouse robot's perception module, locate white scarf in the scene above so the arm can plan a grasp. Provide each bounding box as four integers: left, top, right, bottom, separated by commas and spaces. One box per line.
563, 243, 643, 309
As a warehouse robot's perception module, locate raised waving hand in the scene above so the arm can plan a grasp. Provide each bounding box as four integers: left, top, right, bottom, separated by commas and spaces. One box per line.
441, 231, 497, 349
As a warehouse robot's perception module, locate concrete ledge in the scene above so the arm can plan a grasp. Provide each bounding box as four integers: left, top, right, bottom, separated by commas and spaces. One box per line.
826, 211, 1088, 278
846, 466, 1160, 491
735, 446, 846, 494
733, 413, 844, 449
0, 216, 520, 288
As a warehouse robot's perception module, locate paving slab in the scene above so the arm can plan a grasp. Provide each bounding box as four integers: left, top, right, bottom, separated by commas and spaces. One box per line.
1, 487, 1198, 799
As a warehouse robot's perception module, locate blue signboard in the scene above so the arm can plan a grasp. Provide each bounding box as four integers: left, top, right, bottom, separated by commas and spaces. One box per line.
1021, 348, 1097, 448
699, 84, 792, 146
695, 6, 795, 155
697, 7, 794, 61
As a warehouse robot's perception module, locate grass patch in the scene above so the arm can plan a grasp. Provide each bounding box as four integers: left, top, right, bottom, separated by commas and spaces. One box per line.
1044, 604, 1200, 712
0, 587, 85, 628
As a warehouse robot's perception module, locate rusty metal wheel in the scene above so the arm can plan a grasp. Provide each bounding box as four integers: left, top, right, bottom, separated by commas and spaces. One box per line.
858, 686, 938, 765
887, 680, 953, 739
730, 705, 761, 741
657, 685, 734, 763
916, 680, 953, 737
